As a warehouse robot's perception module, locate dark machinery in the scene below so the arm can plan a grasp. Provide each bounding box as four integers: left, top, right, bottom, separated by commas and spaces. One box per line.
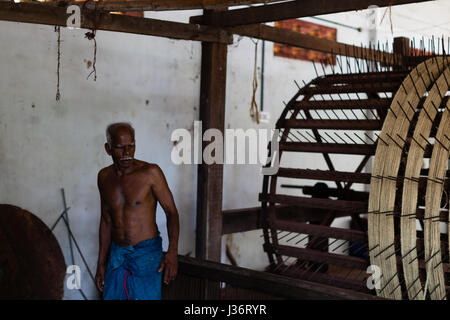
260, 52, 450, 299
0, 204, 66, 299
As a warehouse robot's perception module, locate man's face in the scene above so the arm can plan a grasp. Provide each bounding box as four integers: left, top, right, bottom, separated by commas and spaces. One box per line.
106, 127, 136, 169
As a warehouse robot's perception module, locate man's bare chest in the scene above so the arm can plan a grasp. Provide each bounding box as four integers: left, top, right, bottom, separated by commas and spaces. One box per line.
102, 173, 153, 209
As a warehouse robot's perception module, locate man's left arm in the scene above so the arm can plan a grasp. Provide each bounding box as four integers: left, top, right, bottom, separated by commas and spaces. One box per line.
150, 165, 180, 284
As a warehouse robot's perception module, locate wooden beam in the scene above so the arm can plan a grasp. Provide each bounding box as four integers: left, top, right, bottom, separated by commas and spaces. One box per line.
393, 36, 411, 70
279, 141, 377, 155
272, 244, 369, 269
222, 205, 359, 234
40, 0, 285, 12
196, 9, 227, 262
259, 193, 367, 213
290, 98, 393, 111
222, 206, 262, 234
282, 119, 383, 130
281, 267, 370, 293
0, 2, 232, 43
195, 8, 228, 299
190, 0, 434, 27
228, 24, 397, 64
1, 3, 400, 64
276, 168, 372, 184
176, 255, 381, 299
273, 219, 367, 242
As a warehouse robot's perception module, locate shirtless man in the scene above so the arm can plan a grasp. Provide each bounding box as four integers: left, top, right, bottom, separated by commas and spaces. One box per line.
95, 122, 179, 300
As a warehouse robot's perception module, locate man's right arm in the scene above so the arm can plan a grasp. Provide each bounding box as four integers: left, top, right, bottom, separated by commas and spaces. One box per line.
96, 171, 112, 292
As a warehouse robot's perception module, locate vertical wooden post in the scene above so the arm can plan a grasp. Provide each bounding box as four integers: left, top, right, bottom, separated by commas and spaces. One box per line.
393, 37, 410, 70
195, 9, 228, 299
196, 9, 227, 267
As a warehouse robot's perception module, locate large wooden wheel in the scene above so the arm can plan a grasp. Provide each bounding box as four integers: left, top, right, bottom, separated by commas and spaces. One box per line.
369, 58, 450, 300
260, 56, 449, 299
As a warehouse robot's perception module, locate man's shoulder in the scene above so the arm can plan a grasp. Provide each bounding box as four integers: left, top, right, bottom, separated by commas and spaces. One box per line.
136, 160, 161, 174
135, 160, 164, 179
98, 165, 113, 182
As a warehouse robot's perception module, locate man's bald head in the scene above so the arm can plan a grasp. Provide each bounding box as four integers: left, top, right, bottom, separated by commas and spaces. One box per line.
106, 122, 135, 147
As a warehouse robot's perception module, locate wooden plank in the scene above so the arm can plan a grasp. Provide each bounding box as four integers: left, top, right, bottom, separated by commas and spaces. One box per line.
162, 272, 204, 300
222, 283, 282, 299
226, 24, 398, 64
0, 2, 232, 43
280, 267, 370, 293
273, 219, 367, 242
277, 168, 449, 192
222, 205, 357, 234
279, 141, 376, 156
259, 193, 367, 213
291, 99, 392, 110
301, 82, 401, 94
281, 119, 382, 130
177, 256, 381, 299
41, 0, 284, 12
222, 206, 263, 234
312, 72, 408, 85
190, 0, 434, 27
277, 168, 371, 184
272, 244, 369, 269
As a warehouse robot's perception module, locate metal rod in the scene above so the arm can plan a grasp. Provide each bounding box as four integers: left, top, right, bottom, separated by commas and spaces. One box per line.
50, 207, 71, 231
60, 214, 96, 285
61, 188, 77, 293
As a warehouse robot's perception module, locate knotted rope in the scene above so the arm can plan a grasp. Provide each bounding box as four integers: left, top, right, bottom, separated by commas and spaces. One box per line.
250, 40, 260, 124
84, 0, 104, 81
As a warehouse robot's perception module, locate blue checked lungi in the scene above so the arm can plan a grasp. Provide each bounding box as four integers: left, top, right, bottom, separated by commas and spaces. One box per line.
103, 235, 163, 300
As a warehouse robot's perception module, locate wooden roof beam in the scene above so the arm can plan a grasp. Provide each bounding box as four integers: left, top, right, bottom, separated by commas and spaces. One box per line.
0, 3, 400, 64
36, 0, 286, 12
0, 2, 232, 43
190, 0, 435, 27
229, 24, 399, 65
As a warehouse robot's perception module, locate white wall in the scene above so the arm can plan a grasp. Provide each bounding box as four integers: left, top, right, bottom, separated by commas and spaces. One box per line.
0, 1, 449, 299
0, 20, 202, 299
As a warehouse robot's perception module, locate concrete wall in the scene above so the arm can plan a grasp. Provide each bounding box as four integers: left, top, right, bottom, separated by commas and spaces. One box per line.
0, 17, 202, 299
0, 1, 449, 299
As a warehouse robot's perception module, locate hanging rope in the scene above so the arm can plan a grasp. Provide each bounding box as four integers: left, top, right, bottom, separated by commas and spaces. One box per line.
380, 0, 394, 35
84, 0, 104, 81
250, 39, 260, 124
55, 26, 61, 101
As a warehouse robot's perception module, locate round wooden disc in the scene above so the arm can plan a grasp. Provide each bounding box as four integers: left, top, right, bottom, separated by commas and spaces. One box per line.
0, 204, 66, 299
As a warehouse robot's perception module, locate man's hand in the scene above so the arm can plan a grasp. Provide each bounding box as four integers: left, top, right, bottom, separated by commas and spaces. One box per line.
158, 251, 178, 285
95, 265, 106, 292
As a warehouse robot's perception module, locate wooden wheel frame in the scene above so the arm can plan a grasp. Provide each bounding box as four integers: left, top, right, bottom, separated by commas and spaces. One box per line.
260, 57, 450, 299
